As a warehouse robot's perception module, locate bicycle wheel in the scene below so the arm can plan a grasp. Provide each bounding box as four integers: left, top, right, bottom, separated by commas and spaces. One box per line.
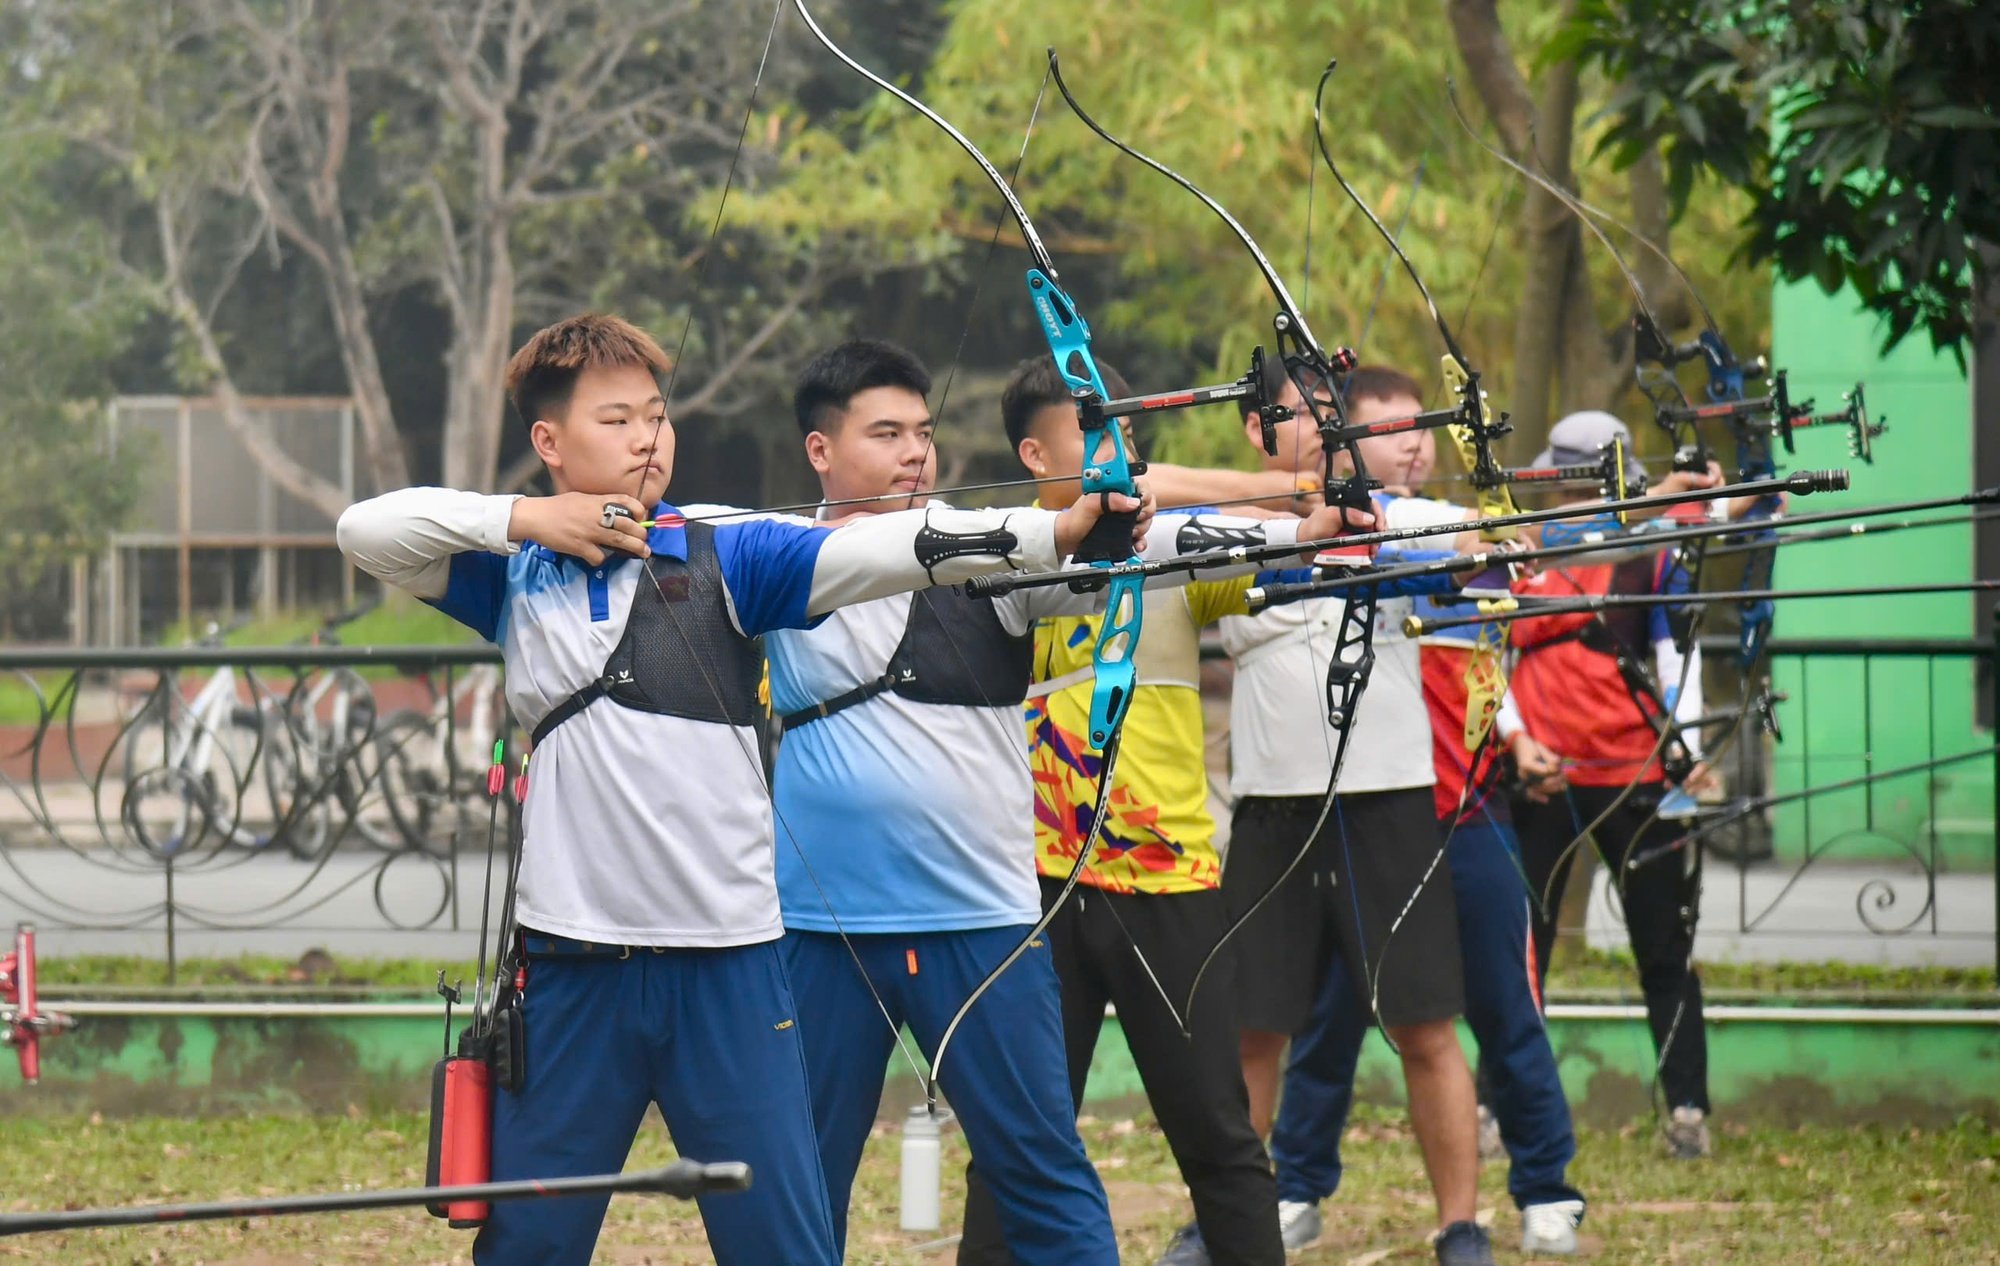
258, 703, 334, 862
375, 710, 485, 856
118, 692, 227, 858
318, 669, 404, 851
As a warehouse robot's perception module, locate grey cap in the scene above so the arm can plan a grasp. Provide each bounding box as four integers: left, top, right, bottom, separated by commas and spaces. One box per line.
1533, 409, 1647, 485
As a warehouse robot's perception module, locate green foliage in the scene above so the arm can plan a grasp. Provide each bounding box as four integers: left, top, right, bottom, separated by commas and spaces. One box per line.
0, 132, 148, 617
741, 0, 1769, 468
1560, 0, 2000, 363
1548, 946, 1996, 999
3, 0, 872, 500
36, 954, 468, 994
154, 591, 476, 653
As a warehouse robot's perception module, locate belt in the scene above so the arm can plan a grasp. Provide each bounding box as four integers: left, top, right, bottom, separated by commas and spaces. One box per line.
520, 931, 671, 960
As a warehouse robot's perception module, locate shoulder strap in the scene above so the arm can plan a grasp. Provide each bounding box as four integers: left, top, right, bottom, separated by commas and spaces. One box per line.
778, 588, 925, 731
530, 680, 607, 747
779, 667, 907, 730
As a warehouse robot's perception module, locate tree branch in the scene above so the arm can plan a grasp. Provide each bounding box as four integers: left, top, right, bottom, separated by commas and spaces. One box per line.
673, 267, 822, 417
154, 193, 349, 520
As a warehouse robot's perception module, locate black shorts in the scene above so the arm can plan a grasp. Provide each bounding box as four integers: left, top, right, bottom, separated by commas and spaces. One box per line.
1224, 786, 1464, 1032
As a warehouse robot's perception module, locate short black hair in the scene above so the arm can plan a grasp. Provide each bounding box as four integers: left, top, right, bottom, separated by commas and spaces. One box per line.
793, 340, 932, 438
999, 356, 1133, 450
1343, 364, 1424, 408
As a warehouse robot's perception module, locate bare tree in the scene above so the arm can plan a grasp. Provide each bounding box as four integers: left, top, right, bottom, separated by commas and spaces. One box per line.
1448, 0, 1692, 445
29, 0, 846, 504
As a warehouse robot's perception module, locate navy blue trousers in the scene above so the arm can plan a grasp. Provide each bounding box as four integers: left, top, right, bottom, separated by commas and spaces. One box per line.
473, 941, 838, 1266
783, 927, 1117, 1266
1269, 816, 1584, 1211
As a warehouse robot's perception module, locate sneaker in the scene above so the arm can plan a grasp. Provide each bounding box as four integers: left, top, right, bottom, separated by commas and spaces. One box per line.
1278, 1199, 1323, 1251
1520, 1199, 1584, 1255
1476, 1103, 1505, 1161
1155, 1222, 1211, 1266
1434, 1219, 1497, 1266
1666, 1105, 1712, 1160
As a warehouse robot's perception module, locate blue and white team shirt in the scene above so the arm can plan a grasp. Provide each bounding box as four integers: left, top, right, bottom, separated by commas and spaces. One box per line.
339, 488, 826, 947
762, 506, 1306, 936
768, 585, 1081, 935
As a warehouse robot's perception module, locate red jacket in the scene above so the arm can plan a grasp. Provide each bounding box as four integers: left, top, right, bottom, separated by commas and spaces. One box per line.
1507, 555, 1681, 788
1421, 644, 1505, 822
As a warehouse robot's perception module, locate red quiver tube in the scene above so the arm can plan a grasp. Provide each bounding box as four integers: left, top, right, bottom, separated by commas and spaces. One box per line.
426, 1052, 493, 1227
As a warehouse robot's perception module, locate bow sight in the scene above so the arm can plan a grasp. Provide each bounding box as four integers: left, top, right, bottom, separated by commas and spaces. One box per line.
1778, 379, 1885, 465
1635, 321, 1882, 473
1075, 345, 1313, 460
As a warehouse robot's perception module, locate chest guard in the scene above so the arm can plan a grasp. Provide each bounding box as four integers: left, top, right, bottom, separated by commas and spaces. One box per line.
781, 586, 1031, 730
530, 523, 765, 746
1590, 555, 1660, 660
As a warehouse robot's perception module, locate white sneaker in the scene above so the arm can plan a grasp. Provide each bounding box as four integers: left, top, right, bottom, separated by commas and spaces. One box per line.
1278, 1200, 1323, 1251
1520, 1199, 1584, 1255
1476, 1103, 1505, 1161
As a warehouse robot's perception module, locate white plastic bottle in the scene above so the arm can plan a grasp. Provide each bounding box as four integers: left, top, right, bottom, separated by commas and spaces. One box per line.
899, 1104, 941, 1231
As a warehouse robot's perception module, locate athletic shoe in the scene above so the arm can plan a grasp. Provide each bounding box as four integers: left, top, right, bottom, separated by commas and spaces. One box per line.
1278, 1199, 1323, 1251
1666, 1105, 1712, 1159
1434, 1219, 1497, 1266
1476, 1103, 1505, 1161
1155, 1222, 1211, 1266
1520, 1199, 1584, 1254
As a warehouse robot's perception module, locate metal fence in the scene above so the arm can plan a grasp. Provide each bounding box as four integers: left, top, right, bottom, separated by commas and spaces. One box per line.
1691, 625, 1999, 972
0, 645, 512, 978
4, 630, 1995, 980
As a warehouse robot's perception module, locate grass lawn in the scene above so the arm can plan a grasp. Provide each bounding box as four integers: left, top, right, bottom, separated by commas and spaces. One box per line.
1, 1108, 1994, 1264
34, 948, 1998, 1000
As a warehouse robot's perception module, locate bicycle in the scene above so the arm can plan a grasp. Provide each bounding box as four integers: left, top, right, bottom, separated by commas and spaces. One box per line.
117, 605, 391, 860
118, 617, 321, 859
373, 661, 512, 856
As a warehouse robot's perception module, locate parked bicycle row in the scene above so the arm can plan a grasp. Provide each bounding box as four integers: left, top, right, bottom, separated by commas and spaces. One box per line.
28, 606, 518, 863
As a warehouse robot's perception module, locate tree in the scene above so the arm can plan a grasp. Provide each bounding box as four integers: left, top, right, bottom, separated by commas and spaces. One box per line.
742, 0, 1767, 464
0, 133, 147, 633
1554, 0, 2000, 365
10, 0, 862, 508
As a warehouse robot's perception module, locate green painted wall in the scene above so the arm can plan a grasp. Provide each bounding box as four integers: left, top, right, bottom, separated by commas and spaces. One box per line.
6, 1011, 1996, 1128
1763, 279, 1990, 866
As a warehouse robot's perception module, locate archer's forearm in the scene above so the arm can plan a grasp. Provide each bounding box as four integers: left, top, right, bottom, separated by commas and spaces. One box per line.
336, 488, 520, 599
805, 504, 1060, 616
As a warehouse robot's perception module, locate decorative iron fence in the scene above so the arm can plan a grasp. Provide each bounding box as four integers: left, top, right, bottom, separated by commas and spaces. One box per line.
5, 623, 1995, 979
1194, 618, 1999, 974
0, 644, 515, 978
1688, 625, 1999, 972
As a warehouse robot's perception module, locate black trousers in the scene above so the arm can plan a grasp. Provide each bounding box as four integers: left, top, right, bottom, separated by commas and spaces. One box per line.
959, 878, 1283, 1266
1514, 784, 1710, 1112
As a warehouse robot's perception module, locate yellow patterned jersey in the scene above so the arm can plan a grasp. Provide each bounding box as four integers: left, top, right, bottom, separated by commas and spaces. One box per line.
1027, 576, 1252, 894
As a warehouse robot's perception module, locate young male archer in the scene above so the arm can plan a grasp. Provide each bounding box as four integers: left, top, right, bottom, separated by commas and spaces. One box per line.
760, 340, 1371, 1266
955, 355, 1315, 1266
336, 314, 1146, 1266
